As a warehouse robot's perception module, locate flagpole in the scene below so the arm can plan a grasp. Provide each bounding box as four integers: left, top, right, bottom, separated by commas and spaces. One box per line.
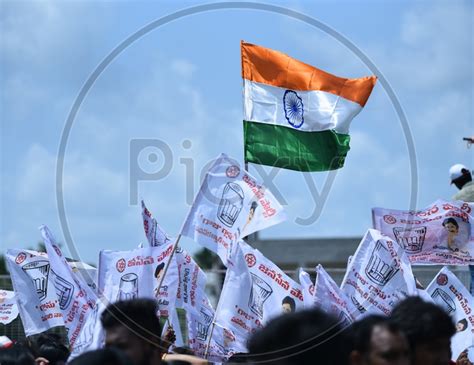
204, 320, 217, 359
204, 259, 233, 359
156, 234, 181, 301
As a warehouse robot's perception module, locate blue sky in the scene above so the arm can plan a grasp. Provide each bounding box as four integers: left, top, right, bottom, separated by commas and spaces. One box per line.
1, 0, 472, 264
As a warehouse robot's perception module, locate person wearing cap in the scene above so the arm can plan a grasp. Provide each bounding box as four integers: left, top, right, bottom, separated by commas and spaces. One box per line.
449, 164, 474, 294
450, 164, 474, 201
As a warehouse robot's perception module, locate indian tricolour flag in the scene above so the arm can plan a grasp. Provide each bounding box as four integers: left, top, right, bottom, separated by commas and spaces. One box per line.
242, 41, 377, 171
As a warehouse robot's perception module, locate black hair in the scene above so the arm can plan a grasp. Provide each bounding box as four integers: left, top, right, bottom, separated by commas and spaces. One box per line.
227, 352, 251, 363
391, 296, 455, 350
456, 318, 468, 332
0, 343, 36, 365
69, 348, 133, 365
281, 296, 296, 312
155, 262, 165, 278
442, 217, 459, 229
171, 346, 195, 355
248, 308, 351, 365
453, 170, 472, 190
350, 315, 401, 355
34, 333, 70, 364
100, 298, 162, 348
250, 201, 258, 211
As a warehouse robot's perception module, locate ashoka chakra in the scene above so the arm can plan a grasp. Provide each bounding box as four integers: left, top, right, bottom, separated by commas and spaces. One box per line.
283, 90, 304, 128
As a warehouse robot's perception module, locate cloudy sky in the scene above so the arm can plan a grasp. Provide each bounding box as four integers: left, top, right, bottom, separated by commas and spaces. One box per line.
1, 0, 472, 264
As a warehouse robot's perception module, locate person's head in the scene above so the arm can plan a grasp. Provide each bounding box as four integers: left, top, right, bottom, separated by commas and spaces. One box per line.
0, 343, 35, 365
34, 333, 69, 365
248, 308, 351, 365
155, 263, 165, 281
281, 296, 296, 314
456, 318, 468, 332
249, 201, 258, 218
172, 347, 195, 355
450, 164, 472, 190
391, 297, 456, 365
69, 348, 133, 365
227, 352, 250, 363
100, 299, 163, 365
349, 315, 409, 365
442, 217, 459, 234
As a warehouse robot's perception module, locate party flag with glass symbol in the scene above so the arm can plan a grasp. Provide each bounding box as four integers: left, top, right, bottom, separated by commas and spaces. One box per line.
426, 267, 474, 361
181, 153, 286, 265
5, 248, 64, 336
241, 41, 377, 171
40, 225, 99, 357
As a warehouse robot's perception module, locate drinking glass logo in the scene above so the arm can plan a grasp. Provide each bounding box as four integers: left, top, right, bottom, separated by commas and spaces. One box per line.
249, 273, 273, 319
393, 226, 427, 253
431, 288, 456, 315
196, 306, 214, 341
22, 260, 50, 301
217, 183, 244, 228
117, 273, 139, 301
365, 241, 399, 286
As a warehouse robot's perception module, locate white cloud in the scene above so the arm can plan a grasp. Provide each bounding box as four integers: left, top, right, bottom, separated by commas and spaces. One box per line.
171, 59, 197, 79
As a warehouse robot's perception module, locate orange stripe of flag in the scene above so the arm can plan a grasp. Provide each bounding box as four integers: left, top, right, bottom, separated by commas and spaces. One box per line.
241, 41, 377, 107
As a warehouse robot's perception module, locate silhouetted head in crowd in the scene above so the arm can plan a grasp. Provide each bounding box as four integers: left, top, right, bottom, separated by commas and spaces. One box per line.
34, 333, 70, 365
100, 298, 163, 365
69, 348, 133, 365
248, 308, 350, 365
391, 297, 456, 365
172, 346, 195, 355
227, 352, 250, 363
349, 315, 409, 365
0, 343, 35, 365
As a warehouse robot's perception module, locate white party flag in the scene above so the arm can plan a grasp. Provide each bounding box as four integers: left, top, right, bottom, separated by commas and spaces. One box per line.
175, 248, 210, 314
426, 267, 474, 360
238, 240, 305, 321
68, 260, 98, 293
373, 199, 474, 265
6, 249, 64, 336
40, 225, 97, 355
214, 243, 259, 354
162, 308, 184, 348
341, 229, 417, 316
142, 200, 172, 247
98, 243, 178, 317
181, 153, 286, 264
0, 290, 19, 325
298, 269, 315, 309
314, 264, 358, 324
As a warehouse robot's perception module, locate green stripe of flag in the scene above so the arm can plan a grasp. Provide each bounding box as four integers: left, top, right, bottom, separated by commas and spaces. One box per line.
243, 120, 351, 172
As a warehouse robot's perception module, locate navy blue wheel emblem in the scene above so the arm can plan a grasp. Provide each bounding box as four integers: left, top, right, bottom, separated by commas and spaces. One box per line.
283, 90, 304, 128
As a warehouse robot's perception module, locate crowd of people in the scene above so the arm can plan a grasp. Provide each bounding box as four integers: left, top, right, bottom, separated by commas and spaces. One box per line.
0, 296, 472, 365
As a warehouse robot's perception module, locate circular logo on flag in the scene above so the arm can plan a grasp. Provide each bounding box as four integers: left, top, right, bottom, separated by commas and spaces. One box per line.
116, 258, 126, 273
383, 215, 397, 224
15, 252, 27, 265
245, 253, 256, 268
283, 90, 304, 129
309, 284, 315, 296
437, 273, 448, 286
226, 165, 240, 178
